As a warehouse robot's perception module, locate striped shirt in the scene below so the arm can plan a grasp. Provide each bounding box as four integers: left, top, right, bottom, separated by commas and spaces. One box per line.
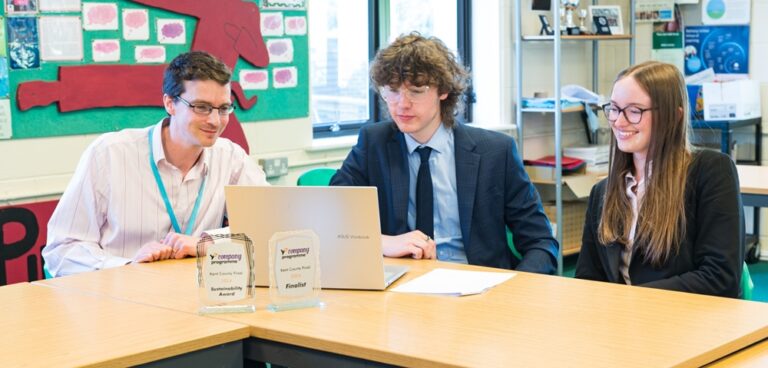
44, 119, 268, 276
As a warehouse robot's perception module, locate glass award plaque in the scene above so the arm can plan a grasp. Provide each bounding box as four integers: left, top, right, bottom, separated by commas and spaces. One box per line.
267, 229, 323, 312
197, 233, 256, 314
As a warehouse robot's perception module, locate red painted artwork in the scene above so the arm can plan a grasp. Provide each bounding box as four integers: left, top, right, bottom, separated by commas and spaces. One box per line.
0, 200, 58, 285
15, 0, 270, 153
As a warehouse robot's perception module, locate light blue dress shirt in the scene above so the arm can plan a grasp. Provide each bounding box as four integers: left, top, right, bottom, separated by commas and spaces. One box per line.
404, 124, 467, 263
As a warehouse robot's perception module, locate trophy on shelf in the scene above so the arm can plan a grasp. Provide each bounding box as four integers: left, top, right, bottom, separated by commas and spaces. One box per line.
578, 9, 590, 35
560, 0, 581, 35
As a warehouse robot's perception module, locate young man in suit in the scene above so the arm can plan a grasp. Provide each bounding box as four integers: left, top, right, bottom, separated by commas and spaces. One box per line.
331, 33, 558, 274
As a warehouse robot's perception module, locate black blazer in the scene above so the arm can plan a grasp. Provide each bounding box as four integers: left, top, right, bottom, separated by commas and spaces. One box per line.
331, 122, 559, 274
576, 150, 744, 298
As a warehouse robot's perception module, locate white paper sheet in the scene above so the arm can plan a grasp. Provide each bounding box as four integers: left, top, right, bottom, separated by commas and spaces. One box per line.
39, 16, 83, 61
391, 268, 515, 296
0, 99, 12, 139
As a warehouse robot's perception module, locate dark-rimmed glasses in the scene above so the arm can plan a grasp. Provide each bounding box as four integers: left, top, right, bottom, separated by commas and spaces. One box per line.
601, 103, 656, 124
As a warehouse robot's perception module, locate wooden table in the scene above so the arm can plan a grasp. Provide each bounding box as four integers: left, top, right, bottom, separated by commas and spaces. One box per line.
706, 338, 768, 367
738, 164, 768, 261
739, 165, 768, 206
0, 282, 249, 367
37, 258, 768, 368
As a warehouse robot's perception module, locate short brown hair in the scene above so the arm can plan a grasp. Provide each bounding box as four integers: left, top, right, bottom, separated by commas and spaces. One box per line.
370, 32, 469, 127
163, 51, 232, 98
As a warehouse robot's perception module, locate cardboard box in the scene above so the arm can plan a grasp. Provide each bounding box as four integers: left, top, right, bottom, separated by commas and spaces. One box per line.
525, 165, 602, 202
543, 201, 587, 255
701, 79, 761, 121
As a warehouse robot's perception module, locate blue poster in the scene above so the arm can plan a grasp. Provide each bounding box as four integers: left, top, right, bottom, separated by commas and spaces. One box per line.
6, 17, 40, 70
684, 25, 749, 76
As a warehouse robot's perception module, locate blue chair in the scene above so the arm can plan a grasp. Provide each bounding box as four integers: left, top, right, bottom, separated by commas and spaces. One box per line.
297, 167, 336, 186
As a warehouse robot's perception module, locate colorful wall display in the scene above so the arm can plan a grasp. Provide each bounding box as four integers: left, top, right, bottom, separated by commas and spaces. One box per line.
1, 0, 309, 146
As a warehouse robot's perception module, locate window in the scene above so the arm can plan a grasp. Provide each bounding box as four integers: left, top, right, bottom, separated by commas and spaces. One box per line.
309, 0, 471, 139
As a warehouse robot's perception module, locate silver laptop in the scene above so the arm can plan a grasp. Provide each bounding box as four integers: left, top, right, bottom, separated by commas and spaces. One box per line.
225, 185, 408, 290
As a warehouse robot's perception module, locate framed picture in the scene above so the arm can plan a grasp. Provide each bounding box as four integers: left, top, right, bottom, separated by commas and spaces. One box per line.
531, 0, 551, 11
589, 5, 623, 35
593, 16, 612, 35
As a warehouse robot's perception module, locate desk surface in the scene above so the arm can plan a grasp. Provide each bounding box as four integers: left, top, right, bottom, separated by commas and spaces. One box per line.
707, 338, 768, 367
37, 258, 768, 368
0, 282, 249, 367
738, 165, 768, 196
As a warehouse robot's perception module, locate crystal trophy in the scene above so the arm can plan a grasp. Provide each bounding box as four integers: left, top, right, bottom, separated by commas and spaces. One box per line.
578, 9, 589, 34
267, 229, 323, 312
197, 233, 256, 314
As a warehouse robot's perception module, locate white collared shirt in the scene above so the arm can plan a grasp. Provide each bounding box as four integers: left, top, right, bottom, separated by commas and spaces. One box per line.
44, 119, 268, 276
620, 171, 646, 285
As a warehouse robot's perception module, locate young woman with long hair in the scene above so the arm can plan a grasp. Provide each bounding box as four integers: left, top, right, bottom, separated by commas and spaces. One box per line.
576, 61, 743, 298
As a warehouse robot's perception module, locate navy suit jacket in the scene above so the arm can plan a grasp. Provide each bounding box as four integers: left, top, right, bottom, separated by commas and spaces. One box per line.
576, 150, 744, 298
331, 122, 558, 274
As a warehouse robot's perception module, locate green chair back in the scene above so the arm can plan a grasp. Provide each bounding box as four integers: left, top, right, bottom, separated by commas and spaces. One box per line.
297, 167, 336, 186
742, 262, 754, 300
506, 228, 522, 261
43, 265, 53, 279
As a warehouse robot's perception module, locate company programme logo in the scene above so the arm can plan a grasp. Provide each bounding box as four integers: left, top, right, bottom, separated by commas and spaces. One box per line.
280, 247, 310, 260
208, 252, 243, 265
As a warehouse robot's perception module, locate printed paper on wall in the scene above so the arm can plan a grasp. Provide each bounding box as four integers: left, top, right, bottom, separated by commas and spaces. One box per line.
273, 66, 297, 88
239, 69, 268, 90
157, 19, 186, 44
6, 16, 40, 70
267, 38, 293, 63
6, 0, 38, 15
39, 16, 83, 61
92, 39, 120, 62
285, 16, 306, 35
39, 0, 80, 12
135, 45, 165, 63
122, 9, 149, 40
83, 2, 118, 30
261, 12, 284, 36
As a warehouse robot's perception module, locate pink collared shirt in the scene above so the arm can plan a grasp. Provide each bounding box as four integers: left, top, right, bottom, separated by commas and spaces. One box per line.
44, 119, 268, 276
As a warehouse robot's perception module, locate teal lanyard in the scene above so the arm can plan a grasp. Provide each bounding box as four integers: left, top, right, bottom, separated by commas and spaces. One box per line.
148, 126, 207, 235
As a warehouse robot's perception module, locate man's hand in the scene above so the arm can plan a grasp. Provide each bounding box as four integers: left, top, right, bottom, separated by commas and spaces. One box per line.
132, 241, 174, 263
381, 231, 436, 260
162, 232, 202, 259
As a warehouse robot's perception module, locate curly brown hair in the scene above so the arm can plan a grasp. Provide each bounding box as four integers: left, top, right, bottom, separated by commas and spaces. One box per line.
370, 32, 470, 127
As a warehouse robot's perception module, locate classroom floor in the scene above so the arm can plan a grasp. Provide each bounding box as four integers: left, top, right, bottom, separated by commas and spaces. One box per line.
562, 255, 768, 302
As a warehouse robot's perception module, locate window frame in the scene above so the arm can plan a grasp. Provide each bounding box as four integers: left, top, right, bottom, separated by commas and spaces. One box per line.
312, 0, 472, 139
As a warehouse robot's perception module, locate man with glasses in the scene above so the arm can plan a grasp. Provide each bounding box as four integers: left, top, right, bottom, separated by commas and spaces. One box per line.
331, 33, 558, 274
44, 51, 268, 277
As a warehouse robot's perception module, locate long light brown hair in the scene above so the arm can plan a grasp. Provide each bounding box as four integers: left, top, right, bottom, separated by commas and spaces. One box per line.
598, 61, 692, 266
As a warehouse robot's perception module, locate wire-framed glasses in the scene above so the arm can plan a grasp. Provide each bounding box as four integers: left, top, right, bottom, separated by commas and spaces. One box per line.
176, 96, 236, 116
379, 85, 431, 104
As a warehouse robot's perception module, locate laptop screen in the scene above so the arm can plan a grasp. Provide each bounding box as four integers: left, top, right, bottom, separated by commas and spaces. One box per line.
225, 185, 399, 290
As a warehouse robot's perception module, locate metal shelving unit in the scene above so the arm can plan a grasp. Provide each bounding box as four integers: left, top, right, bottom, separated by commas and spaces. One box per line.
513, 2, 635, 275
